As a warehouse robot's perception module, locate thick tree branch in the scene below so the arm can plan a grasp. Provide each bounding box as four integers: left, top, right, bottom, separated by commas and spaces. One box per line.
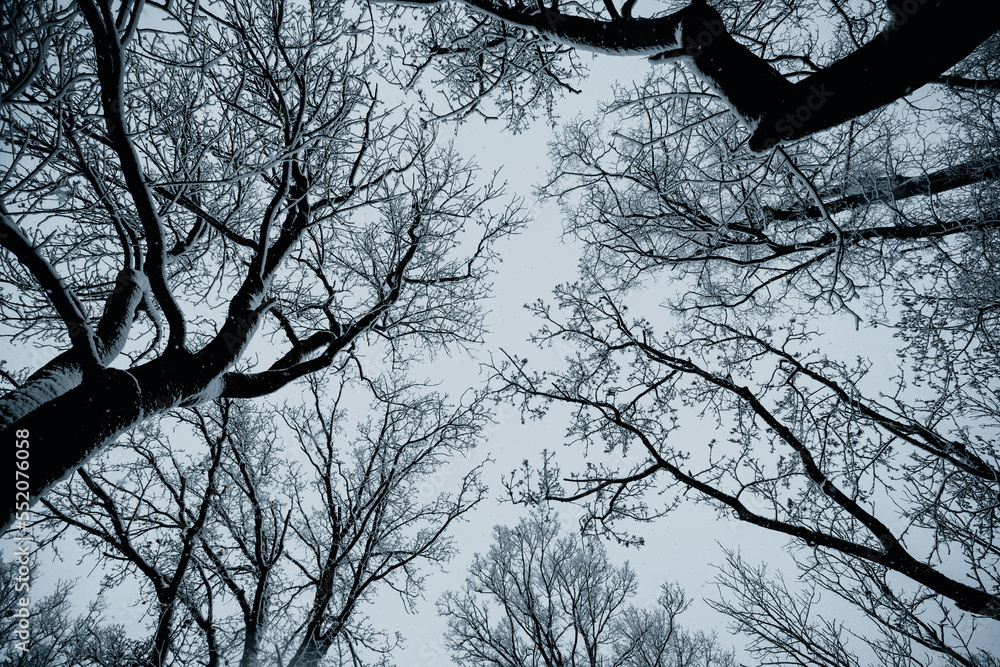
766, 156, 1000, 221
933, 74, 1000, 91
408, 0, 1000, 149
77, 0, 188, 350
748, 0, 1000, 149
0, 203, 102, 366
0, 269, 147, 428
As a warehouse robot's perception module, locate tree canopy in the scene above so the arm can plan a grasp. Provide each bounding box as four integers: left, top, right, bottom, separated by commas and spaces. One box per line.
1, 0, 521, 530
2, 0, 999, 664
440, 512, 735, 667
384, 0, 999, 147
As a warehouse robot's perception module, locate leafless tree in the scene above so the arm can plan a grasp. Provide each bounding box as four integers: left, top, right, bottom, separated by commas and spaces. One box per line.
465, 16, 1000, 648
492, 284, 1000, 646
383, 0, 1000, 356
710, 549, 1000, 666
382, 0, 1000, 381
33, 375, 488, 667
0, 562, 142, 666
0, 0, 522, 529
535, 61, 1000, 333
439, 511, 735, 667
383, 0, 998, 149
481, 25, 1000, 638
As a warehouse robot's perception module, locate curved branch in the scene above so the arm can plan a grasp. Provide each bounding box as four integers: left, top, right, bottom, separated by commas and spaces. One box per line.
78, 0, 187, 350
0, 204, 101, 365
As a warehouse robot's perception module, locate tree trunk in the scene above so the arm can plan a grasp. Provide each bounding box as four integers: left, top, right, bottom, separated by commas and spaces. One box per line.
2, 350, 226, 530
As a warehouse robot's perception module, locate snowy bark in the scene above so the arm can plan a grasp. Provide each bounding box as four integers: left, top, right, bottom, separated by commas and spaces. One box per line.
4, 355, 219, 530
3, 321, 250, 530
0, 269, 147, 429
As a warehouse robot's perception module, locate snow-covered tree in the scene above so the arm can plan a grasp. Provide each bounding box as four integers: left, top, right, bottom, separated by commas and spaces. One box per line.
440, 512, 735, 667
34, 379, 487, 666
1, 0, 521, 529
384, 0, 999, 149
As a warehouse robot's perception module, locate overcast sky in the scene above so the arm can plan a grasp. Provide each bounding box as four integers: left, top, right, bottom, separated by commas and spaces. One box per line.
4, 9, 979, 665
377, 41, 932, 665
380, 52, 799, 666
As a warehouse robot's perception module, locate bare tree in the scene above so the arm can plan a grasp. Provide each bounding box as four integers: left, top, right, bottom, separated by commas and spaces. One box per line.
0, 0, 521, 529
383, 0, 999, 149
458, 45, 1000, 667
484, 43, 1000, 632
439, 511, 735, 667
710, 549, 1000, 666
34, 375, 487, 666
375, 0, 1000, 660
534, 61, 1000, 329
492, 287, 1000, 650
0, 562, 142, 666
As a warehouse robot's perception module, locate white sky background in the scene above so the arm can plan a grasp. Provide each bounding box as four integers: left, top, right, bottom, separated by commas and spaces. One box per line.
4, 3, 993, 664
1, 45, 793, 664
375, 50, 866, 666
379, 45, 963, 666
